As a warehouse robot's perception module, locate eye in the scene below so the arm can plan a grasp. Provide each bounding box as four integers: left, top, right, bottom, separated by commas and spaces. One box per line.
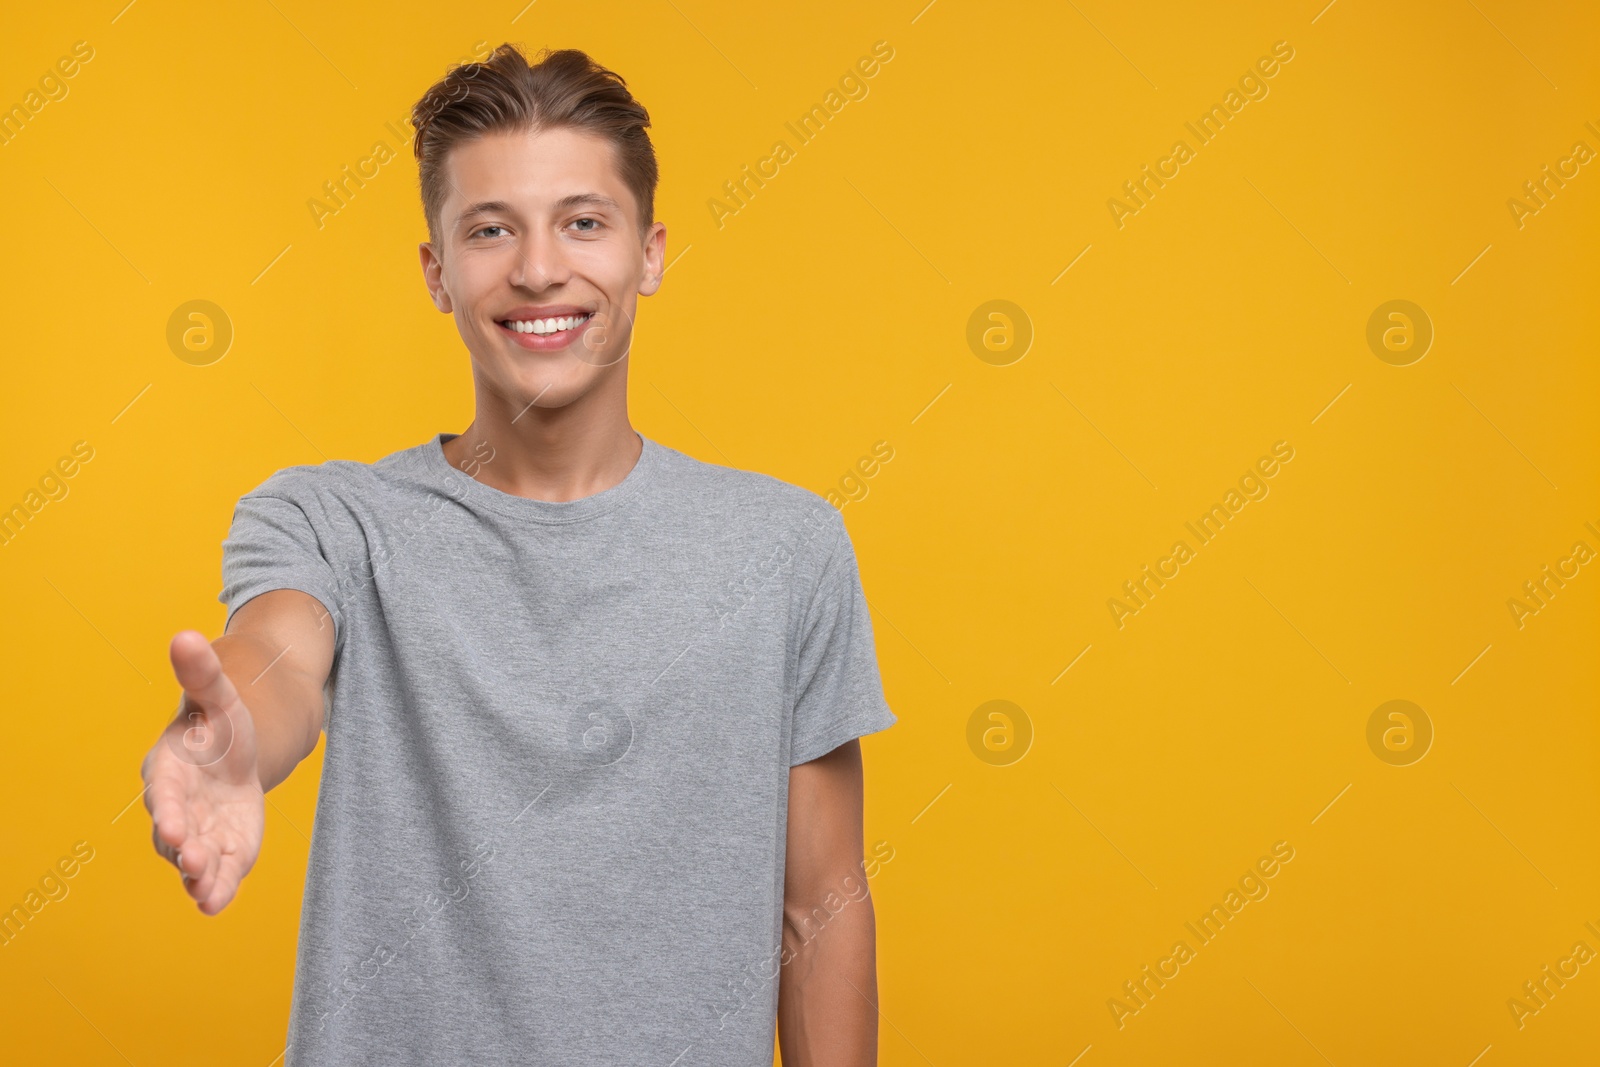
472, 224, 508, 239
571, 217, 601, 233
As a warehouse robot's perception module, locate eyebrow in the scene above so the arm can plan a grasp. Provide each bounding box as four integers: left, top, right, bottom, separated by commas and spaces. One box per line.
455, 193, 623, 226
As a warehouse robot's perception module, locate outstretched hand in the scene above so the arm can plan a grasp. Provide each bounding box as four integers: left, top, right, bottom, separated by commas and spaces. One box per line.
141, 630, 266, 915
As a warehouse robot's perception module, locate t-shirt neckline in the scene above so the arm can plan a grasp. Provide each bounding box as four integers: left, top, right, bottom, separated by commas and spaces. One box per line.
419, 430, 661, 524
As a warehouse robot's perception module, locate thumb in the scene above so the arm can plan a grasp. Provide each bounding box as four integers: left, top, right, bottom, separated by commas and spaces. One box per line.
167, 630, 240, 769
169, 630, 240, 715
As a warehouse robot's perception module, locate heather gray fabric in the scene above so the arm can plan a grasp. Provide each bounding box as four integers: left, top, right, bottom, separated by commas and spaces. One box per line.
218, 431, 897, 1066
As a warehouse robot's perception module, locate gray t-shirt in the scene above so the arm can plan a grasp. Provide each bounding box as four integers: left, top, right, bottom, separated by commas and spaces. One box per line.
218, 431, 897, 1066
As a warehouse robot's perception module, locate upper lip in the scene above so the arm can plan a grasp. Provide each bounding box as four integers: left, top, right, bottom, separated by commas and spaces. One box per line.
498, 305, 594, 323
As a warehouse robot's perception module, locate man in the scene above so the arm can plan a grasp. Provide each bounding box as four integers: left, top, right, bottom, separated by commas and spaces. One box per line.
139, 43, 897, 1066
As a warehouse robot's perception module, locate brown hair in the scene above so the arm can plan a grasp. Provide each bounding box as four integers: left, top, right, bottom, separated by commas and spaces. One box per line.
410, 43, 658, 247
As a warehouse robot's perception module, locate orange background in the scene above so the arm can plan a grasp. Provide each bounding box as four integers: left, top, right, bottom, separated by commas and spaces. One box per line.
1, 0, 1596, 1063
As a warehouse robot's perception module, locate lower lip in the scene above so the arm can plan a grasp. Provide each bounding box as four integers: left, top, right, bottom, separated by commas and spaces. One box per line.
496, 316, 594, 351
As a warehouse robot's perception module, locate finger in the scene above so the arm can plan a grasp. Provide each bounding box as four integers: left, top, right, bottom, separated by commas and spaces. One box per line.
147, 776, 190, 859
151, 823, 177, 867
169, 630, 242, 716
179, 837, 217, 903
200, 851, 247, 915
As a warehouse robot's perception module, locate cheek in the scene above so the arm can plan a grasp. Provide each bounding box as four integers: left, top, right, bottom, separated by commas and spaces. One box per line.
452, 313, 495, 357
450, 253, 512, 310
588, 275, 636, 326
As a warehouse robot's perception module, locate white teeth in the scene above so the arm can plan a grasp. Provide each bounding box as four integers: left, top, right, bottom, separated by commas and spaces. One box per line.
504, 314, 591, 335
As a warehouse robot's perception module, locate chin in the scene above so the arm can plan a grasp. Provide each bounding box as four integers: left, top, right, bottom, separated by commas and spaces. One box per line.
501, 370, 591, 410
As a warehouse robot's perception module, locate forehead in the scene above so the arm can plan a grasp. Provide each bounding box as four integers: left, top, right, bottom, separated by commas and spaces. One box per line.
441, 126, 633, 219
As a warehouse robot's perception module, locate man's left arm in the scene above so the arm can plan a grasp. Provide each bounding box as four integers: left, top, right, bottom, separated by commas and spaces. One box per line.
777, 738, 878, 1066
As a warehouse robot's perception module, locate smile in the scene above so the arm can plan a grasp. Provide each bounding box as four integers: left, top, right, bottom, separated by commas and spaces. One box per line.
499, 313, 593, 336
495, 311, 597, 352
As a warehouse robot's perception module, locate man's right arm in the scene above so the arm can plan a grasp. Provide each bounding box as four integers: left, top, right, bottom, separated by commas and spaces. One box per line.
140, 588, 336, 914
210, 588, 336, 791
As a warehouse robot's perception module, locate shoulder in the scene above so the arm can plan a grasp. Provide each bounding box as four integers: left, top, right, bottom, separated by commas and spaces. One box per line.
240, 459, 368, 499
649, 439, 845, 555
232, 439, 434, 517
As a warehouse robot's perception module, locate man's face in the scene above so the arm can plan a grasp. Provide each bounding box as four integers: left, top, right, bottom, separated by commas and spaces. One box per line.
420, 126, 665, 416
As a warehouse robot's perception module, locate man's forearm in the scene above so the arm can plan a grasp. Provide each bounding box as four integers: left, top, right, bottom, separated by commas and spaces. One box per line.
205, 631, 323, 793
776, 892, 879, 1066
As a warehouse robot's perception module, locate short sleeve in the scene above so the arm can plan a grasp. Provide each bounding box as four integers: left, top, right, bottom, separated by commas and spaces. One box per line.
788, 521, 897, 766
218, 476, 347, 655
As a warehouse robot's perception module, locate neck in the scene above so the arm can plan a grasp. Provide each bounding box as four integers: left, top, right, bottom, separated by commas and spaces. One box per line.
442, 373, 641, 502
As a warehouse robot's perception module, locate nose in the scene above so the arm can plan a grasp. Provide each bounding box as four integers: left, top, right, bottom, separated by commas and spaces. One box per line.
510, 225, 569, 291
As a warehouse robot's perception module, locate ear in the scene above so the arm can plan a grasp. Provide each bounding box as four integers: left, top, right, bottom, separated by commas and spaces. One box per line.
637, 221, 667, 298
419, 241, 453, 313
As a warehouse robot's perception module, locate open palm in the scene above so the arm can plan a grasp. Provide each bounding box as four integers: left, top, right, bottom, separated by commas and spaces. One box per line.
141, 631, 266, 915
